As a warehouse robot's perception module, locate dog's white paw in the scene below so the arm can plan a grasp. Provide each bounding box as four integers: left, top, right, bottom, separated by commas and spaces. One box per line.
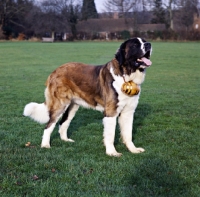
41, 144, 51, 148
130, 147, 145, 153
106, 145, 122, 157
125, 142, 145, 154
62, 138, 75, 143
106, 151, 122, 157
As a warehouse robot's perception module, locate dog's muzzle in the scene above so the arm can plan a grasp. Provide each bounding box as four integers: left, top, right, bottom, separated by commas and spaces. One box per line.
144, 42, 151, 52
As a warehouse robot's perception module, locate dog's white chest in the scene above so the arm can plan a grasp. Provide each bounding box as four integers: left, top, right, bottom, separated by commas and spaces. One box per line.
110, 68, 141, 114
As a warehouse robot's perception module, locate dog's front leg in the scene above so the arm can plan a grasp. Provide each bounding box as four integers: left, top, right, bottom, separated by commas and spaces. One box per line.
118, 110, 145, 153
103, 116, 122, 157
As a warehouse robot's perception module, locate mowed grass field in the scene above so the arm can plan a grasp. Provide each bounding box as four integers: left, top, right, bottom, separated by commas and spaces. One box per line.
0, 40, 200, 197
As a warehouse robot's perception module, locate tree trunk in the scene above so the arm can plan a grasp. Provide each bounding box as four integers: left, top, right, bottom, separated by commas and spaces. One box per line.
168, 0, 174, 30
169, 8, 174, 30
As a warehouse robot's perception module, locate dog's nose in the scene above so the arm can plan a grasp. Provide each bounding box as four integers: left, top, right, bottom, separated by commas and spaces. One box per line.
144, 42, 151, 51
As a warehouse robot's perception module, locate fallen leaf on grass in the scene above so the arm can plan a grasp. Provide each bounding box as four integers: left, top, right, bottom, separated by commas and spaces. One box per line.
83, 168, 94, 175
29, 145, 36, 148
25, 142, 36, 148
16, 181, 23, 186
25, 142, 31, 147
32, 175, 39, 180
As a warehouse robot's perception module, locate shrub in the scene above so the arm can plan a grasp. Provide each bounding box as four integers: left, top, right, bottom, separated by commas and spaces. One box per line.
18, 33, 26, 40
120, 30, 131, 40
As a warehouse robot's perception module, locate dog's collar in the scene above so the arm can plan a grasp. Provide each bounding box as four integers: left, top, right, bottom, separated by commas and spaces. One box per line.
138, 67, 145, 72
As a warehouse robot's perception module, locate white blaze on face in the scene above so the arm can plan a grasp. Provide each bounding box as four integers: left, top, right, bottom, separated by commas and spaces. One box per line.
136, 37, 152, 67
137, 37, 145, 54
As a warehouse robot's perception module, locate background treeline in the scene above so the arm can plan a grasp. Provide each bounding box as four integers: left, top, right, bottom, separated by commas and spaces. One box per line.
0, 0, 200, 41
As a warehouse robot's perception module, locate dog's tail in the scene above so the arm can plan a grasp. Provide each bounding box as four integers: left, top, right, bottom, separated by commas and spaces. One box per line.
23, 102, 49, 124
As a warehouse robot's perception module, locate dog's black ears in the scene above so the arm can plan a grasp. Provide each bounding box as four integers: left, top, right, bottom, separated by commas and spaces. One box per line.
115, 41, 127, 66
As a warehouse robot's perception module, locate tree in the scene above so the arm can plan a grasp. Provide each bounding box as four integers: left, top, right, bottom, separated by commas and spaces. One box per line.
192, 0, 200, 16
164, 0, 200, 30
81, 0, 98, 20
103, 0, 150, 30
151, 0, 166, 24
150, 0, 200, 30
166, 0, 175, 30
181, 5, 194, 30
32, 0, 81, 39
103, 0, 148, 21
28, 4, 62, 37
65, 3, 81, 38
179, 0, 197, 30
0, 0, 34, 38
149, 0, 176, 30
104, 0, 136, 15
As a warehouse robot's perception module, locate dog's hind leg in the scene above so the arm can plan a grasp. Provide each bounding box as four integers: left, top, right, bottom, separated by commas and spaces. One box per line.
41, 104, 69, 148
41, 122, 57, 148
58, 103, 79, 142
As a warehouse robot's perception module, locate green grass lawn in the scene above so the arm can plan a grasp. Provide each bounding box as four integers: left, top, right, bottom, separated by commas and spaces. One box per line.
0, 40, 200, 197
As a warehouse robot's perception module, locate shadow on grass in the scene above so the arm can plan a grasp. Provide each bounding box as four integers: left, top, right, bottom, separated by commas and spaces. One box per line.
133, 103, 152, 135
51, 103, 152, 146
51, 108, 103, 142
125, 156, 191, 197
114, 103, 152, 145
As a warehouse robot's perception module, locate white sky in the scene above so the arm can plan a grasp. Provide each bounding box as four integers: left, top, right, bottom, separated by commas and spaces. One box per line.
94, 0, 106, 13
36, 0, 107, 13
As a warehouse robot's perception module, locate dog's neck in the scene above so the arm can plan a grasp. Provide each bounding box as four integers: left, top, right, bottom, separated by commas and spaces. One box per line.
110, 58, 123, 76
112, 58, 141, 76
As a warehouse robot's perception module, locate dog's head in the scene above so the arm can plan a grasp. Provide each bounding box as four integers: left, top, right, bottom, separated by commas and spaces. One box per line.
115, 37, 152, 73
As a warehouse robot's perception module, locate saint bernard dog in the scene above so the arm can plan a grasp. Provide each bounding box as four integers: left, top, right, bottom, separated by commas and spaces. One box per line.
23, 37, 152, 157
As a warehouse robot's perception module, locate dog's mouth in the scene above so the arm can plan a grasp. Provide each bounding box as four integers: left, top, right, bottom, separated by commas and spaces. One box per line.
137, 50, 152, 67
